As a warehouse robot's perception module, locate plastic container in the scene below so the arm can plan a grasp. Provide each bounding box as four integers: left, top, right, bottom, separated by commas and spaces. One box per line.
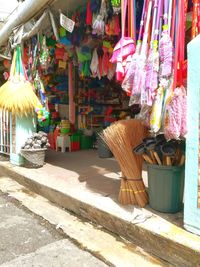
147, 164, 185, 213
71, 141, 80, 151
97, 136, 113, 158
60, 128, 70, 134
80, 135, 93, 149
70, 134, 81, 143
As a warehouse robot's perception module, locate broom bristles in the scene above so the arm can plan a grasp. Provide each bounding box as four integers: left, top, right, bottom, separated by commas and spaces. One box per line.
0, 79, 40, 116
101, 119, 149, 207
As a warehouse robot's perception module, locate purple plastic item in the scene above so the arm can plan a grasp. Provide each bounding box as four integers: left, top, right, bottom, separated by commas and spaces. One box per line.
145, 0, 163, 105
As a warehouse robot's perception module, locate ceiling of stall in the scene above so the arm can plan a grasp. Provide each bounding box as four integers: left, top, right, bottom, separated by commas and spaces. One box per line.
51, 0, 88, 17
30, 0, 88, 37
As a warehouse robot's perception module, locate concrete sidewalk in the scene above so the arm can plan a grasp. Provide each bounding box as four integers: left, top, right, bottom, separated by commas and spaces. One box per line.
0, 150, 200, 266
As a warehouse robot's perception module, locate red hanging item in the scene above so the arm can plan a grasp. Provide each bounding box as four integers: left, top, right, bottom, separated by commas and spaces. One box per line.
176, 0, 188, 87
86, 0, 93, 25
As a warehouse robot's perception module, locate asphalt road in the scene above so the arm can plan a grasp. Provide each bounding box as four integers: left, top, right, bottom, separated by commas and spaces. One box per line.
0, 192, 107, 267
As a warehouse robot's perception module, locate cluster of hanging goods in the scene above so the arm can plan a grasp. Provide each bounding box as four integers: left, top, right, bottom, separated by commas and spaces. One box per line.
113, 0, 189, 139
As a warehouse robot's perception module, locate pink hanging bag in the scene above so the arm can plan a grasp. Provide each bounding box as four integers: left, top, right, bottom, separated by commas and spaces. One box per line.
110, 0, 135, 76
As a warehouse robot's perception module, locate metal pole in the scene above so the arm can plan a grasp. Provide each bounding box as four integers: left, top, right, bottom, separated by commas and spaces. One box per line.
0, 0, 53, 46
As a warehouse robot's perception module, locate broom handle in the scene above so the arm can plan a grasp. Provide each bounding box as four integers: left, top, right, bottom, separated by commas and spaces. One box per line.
163, 0, 169, 26
16, 46, 20, 78
153, 151, 162, 165
138, 0, 147, 42
141, 0, 153, 56
9, 50, 17, 79
150, 150, 157, 164
166, 156, 172, 166
154, 0, 163, 42
179, 155, 185, 166
168, 0, 173, 32
20, 47, 29, 81
121, 0, 128, 38
143, 154, 154, 164
150, 0, 158, 44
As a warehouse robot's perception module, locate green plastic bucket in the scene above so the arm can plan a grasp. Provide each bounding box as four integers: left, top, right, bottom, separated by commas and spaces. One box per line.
147, 164, 185, 213
80, 135, 93, 149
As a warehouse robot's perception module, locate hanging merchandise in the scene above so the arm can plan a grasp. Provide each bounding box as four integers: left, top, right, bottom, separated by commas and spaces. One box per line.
192, 0, 199, 39
110, 0, 135, 82
49, 10, 59, 41
129, 0, 153, 104
40, 36, 51, 70
86, 0, 93, 25
34, 71, 47, 105
111, 0, 121, 13
159, 0, 173, 79
150, 85, 166, 133
122, 0, 147, 94
145, 0, 162, 106
105, 14, 120, 36
76, 47, 92, 78
92, 0, 107, 35
164, 87, 187, 140
0, 46, 40, 116
35, 104, 50, 123
162, 0, 188, 139
150, 0, 173, 134
90, 48, 99, 77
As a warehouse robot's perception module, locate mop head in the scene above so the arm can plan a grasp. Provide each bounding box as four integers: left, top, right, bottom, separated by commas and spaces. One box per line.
0, 77, 40, 116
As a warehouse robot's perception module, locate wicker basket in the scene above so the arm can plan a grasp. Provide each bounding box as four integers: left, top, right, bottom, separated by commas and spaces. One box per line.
21, 148, 47, 168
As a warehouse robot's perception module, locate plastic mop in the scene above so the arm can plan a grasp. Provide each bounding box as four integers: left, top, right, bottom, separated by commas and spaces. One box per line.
145, 0, 163, 106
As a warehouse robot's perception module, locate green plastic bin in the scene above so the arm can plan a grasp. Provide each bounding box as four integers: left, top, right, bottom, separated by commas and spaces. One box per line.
147, 164, 184, 213
80, 135, 93, 149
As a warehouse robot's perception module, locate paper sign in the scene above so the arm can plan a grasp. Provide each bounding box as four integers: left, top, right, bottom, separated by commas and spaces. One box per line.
60, 13, 75, 33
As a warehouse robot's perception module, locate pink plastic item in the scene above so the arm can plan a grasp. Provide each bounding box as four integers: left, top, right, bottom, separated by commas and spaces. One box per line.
164, 86, 187, 140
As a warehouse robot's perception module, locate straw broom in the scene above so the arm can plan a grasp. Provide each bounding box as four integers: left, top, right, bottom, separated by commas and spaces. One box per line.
0, 46, 40, 116
101, 119, 149, 207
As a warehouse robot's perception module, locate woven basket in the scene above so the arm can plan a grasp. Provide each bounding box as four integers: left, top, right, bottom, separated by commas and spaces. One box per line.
21, 148, 47, 168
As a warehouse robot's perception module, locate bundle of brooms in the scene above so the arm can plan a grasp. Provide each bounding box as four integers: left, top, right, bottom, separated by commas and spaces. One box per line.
101, 119, 149, 207
0, 46, 40, 116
